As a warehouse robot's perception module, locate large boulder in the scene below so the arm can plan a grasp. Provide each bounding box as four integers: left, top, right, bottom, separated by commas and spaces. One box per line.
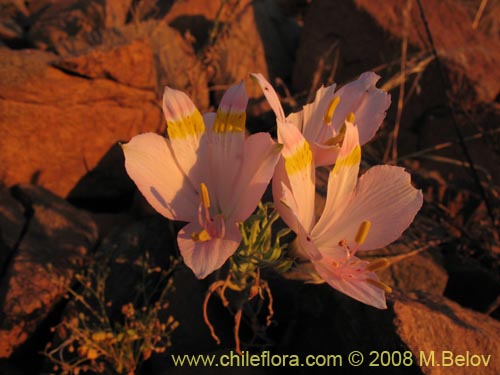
0, 185, 98, 358
275, 282, 500, 374
165, 0, 299, 98
0, 47, 161, 198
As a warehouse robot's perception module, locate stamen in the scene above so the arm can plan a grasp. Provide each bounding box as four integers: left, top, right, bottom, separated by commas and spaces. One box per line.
324, 124, 346, 146
355, 220, 371, 245
192, 229, 211, 242
365, 278, 392, 293
323, 96, 341, 125
200, 183, 210, 209
366, 258, 390, 272
346, 112, 355, 123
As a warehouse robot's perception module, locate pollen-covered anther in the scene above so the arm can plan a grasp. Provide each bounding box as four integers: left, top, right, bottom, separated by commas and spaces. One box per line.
323, 96, 341, 125
355, 220, 371, 245
346, 112, 355, 123
192, 229, 211, 242
366, 258, 390, 272
365, 278, 392, 293
200, 182, 211, 209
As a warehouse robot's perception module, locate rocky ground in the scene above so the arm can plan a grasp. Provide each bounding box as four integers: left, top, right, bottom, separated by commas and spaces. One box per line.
0, 0, 499, 374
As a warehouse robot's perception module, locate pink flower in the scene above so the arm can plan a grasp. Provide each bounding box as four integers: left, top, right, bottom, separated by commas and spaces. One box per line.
274, 122, 423, 309
122, 83, 282, 279
252, 72, 390, 166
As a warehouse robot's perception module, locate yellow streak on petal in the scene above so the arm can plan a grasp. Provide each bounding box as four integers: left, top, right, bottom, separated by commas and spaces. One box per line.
191, 229, 211, 242
167, 110, 205, 139
346, 112, 355, 123
213, 110, 246, 133
355, 220, 371, 245
200, 182, 210, 209
323, 96, 341, 125
284, 141, 313, 176
365, 278, 392, 293
332, 144, 361, 173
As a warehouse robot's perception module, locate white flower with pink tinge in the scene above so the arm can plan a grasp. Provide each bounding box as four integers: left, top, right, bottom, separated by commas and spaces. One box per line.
273, 121, 423, 309
122, 82, 282, 279
252, 72, 390, 166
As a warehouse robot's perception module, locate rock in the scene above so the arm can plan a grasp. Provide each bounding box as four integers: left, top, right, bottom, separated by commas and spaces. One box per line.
0, 47, 163, 198
26, 0, 134, 52
356, 0, 500, 103
0, 188, 23, 272
53, 39, 156, 90
27, 0, 106, 52
0, 0, 28, 45
394, 292, 500, 375
66, 144, 137, 212
0, 185, 98, 358
165, 0, 298, 98
275, 282, 500, 374
136, 20, 209, 109
104, 0, 133, 29
292, 0, 396, 95
378, 250, 448, 296
293, 0, 499, 103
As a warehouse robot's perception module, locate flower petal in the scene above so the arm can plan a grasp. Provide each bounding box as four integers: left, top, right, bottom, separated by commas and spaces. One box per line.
287, 84, 338, 142
310, 141, 341, 167
177, 222, 242, 279
163, 86, 207, 187
229, 132, 282, 222
251, 73, 286, 123
331, 72, 390, 144
122, 133, 198, 222
312, 122, 360, 238
209, 82, 248, 214
277, 123, 316, 232
272, 177, 321, 260
315, 165, 423, 252
313, 257, 387, 309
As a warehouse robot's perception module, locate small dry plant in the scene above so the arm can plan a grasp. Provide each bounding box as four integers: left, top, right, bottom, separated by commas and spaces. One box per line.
44, 254, 179, 375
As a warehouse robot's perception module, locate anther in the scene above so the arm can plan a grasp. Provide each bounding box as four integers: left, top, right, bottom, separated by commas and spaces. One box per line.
191, 229, 211, 242
355, 220, 371, 245
366, 258, 390, 272
200, 182, 210, 209
365, 278, 392, 293
346, 112, 355, 123
323, 97, 341, 125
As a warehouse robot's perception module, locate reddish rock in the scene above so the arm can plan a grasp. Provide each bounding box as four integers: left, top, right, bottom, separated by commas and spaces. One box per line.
394, 292, 500, 375
356, 0, 500, 103
53, 39, 156, 89
293, 0, 499, 103
0, 47, 162, 197
165, 0, 298, 98
292, 0, 396, 95
278, 282, 500, 374
0, 185, 98, 358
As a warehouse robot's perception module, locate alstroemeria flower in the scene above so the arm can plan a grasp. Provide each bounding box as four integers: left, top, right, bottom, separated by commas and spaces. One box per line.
252, 72, 390, 166
273, 122, 423, 309
122, 83, 282, 279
